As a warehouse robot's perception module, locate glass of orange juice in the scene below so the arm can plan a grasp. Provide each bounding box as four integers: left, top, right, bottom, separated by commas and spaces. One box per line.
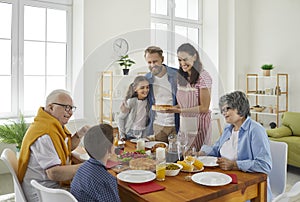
156, 163, 166, 181
113, 136, 118, 147
156, 147, 166, 181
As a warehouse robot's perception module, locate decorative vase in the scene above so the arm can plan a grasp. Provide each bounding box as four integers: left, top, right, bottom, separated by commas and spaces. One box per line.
263, 70, 270, 76
122, 69, 129, 75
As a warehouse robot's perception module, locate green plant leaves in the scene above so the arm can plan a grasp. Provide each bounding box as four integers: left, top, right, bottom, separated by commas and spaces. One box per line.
116, 54, 136, 69
0, 114, 29, 150
261, 64, 274, 70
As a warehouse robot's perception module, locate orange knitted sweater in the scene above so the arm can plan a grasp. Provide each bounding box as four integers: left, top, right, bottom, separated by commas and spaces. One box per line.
17, 107, 72, 183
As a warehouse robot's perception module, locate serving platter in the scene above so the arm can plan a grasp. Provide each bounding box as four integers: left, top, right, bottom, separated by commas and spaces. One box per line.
181, 166, 204, 173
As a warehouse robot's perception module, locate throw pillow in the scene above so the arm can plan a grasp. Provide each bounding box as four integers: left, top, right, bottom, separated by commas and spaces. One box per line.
282, 112, 300, 136
267, 125, 292, 138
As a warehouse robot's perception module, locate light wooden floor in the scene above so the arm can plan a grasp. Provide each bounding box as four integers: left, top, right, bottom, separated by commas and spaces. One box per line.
0, 165, 299, 202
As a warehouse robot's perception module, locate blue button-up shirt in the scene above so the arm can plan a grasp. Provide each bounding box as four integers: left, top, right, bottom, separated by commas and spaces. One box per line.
201, 116, 272, 201
71, 158, 120, 202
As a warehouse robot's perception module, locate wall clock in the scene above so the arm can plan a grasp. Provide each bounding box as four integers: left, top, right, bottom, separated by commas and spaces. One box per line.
113, 38, 129, 56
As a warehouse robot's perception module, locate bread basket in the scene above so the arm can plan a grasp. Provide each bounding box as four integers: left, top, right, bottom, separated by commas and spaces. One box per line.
252, 106, 266, 112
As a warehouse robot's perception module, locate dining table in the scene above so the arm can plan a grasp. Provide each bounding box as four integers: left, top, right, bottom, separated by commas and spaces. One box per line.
108, 141, 267, 202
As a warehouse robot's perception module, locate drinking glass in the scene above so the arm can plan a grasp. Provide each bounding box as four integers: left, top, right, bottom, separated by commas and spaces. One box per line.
168, 134, 177, 152
176, 132, 188, 160
183, 147, 197, 181
133, 130, 142, 140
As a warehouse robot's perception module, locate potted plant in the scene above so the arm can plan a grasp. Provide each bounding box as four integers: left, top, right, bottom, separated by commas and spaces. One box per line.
116, 54, 136, 75
0, 114, 29, 152
261, 64, 274, 76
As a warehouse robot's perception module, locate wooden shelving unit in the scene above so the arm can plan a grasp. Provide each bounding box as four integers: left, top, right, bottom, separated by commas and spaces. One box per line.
246, 73, 288, 126
100, 71, 137, 135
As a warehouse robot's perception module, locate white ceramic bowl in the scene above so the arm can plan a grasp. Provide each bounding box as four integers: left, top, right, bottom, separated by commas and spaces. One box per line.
165, 163, 183, 176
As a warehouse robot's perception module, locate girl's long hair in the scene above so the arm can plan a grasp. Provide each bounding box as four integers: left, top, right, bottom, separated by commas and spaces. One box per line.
177, 43, 203, 86
125, 76, 149, 101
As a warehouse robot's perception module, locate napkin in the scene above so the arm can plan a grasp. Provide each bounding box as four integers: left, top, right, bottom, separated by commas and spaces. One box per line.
227, 173, 238, 184
106, 160, 121, 169
128, 181, 165, 194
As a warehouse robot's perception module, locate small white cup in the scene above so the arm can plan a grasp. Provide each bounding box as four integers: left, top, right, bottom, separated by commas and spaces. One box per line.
136, 139, 145, 150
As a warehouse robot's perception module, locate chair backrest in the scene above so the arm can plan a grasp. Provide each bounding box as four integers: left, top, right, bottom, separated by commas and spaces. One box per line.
0, 148, 27, 202
269, 140, 288, 198
30, 180, 78, 202
272, 181, 300, 202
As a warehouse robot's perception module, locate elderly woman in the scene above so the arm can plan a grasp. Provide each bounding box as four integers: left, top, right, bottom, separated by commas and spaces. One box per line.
200, 91, 272, 202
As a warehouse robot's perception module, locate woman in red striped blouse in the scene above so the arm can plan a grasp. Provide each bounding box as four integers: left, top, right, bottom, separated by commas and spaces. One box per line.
168, 43, 212, 151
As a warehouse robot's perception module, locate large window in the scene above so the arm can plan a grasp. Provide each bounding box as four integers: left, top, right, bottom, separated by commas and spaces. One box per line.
0, 0, 72, 118
151, 0, 203, 67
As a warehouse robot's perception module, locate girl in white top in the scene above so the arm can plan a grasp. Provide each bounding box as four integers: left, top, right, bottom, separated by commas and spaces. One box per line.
118, 76, 150, 140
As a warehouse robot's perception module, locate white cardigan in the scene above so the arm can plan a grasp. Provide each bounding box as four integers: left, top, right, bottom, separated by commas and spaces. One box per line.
117, 97, 150, 139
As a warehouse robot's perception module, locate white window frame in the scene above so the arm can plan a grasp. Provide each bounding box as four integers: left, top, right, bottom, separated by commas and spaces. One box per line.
0, 0, 73, 119
151, 0, 203, 67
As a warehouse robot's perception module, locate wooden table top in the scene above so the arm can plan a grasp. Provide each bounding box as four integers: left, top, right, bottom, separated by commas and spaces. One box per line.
109, 141, 267, 202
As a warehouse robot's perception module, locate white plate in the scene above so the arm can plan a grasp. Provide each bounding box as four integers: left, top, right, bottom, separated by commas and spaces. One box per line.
145, 141, 168, 149
130, 138, 149, 143
197, 156, 219, 167
117, 170, 156, 183
181, 166, 204, 173
191, 172, 232, 186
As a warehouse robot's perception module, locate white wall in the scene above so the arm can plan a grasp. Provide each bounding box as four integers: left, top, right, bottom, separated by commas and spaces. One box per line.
203, 0, 220, 109
82, 0, 151, 125
84, 0, 151, 57
72, 0, 84, 121
234, 0, 251, 91
218, 0, 236, 93
245, 0, 300, 112
209, 0, 300, 112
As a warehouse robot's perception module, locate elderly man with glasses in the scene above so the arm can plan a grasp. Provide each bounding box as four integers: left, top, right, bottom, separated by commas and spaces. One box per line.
17, 89, 90, 202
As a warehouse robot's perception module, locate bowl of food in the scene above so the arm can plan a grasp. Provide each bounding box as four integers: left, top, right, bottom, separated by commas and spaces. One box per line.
165, 163, 183, 176
150, 142, 167, 153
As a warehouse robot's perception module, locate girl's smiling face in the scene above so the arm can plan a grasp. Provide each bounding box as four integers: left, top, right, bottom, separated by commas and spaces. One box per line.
135, 80, 150, 100
177, 51, 197, 74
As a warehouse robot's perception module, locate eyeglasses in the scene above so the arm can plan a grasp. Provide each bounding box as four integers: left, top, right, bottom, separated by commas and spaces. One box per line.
221, 106, 232, 114
52, 103, 77, 112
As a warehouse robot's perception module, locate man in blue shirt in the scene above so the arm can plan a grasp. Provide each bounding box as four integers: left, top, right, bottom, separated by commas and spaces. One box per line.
71, 124, 120, 202
144, 46, 179, 143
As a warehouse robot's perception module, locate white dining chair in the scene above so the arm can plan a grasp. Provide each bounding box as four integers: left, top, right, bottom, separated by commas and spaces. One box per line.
30, 180, 78, 202
269, 140, 288, 199
272, 181, 300, 202
0, 148, 27, 202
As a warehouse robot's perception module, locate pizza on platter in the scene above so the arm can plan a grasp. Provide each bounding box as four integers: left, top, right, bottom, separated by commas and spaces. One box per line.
152, 104, 173, 111
129, 158, 156, 171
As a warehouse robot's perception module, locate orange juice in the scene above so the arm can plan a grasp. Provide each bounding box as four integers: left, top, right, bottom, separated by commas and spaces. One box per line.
113, 136, 118, 147
156, 163, 166, 181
